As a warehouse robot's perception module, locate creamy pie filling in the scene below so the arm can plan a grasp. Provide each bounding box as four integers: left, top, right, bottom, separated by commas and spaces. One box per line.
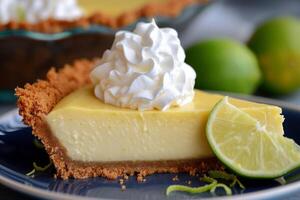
46, 86, 284, 163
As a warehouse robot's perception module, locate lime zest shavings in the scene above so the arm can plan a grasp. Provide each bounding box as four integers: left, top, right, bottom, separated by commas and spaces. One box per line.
208, 170, 245, 189
201, 175, 232, 195
200, 175, 217, 183
26, 161, 53, 177
208, 170, 235, 180
33, 138, 44, 149
166, 178, 217, 195
33, 161, 52, 171
26, 138, 51, 177
211, 183, 232, 195
25, 169, 36, 177
166, 171, 245, 196
275, 177, 286, 185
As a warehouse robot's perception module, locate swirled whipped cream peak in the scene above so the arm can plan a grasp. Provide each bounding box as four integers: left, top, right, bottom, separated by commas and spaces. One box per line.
90, 19, 196, 111
0, 0, 83, 24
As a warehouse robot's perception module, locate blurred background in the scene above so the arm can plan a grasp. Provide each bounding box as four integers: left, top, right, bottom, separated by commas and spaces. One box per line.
1, 0, 300, 111
180, 0, 300, 105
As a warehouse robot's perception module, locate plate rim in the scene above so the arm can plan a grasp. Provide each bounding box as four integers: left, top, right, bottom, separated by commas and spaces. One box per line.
1, 95, 300, 200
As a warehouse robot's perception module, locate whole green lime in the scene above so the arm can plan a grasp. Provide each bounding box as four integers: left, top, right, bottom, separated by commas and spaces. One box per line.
248, 17, 300, 95
185, 39, 261, 94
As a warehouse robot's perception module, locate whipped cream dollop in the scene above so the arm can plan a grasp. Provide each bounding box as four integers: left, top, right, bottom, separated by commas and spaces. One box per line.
90, 19, 196, 111
0, 0, 83, 24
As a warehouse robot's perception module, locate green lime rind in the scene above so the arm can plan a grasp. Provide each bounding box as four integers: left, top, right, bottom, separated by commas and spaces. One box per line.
33, 139, 44, 149
208, 170, 245, 189
26, 169, 36, 177
166, 181, 217, 196
185, 39, 261, 94
33, 161, 52, 172
211, 183, 232, 195
206, 97, 300, 179
166, 175, 235, 196
248, 17, 300, 95
26, 161, 53, 177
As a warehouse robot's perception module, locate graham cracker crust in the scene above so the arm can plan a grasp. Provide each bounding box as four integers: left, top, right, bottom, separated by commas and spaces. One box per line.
15, 59, 222, 180
0, 0, 208, 33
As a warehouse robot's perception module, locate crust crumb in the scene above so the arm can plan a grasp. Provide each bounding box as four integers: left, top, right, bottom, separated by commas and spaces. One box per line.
172, 175, 179, 182
121, 185, 126, 191
189, 169, 197, 176
123, 174, 129, 180
137, 175, 144, 183
119, 179, 124, 185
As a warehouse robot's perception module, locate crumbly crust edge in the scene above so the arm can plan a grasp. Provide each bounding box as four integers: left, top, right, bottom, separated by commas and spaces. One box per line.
0, 0, 208, 33
15, 59, 95, 129
15, 59, 222, 180
15, 59, 96, 179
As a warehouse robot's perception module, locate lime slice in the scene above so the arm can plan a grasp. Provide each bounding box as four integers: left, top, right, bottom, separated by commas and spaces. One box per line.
206, 97, 300, 178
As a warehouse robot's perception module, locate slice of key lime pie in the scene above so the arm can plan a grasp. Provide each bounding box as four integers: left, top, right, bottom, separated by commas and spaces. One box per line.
16, 20, 284, 180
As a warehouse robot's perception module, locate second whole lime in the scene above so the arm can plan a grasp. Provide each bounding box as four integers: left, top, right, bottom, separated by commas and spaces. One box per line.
185, 39, 261, 94
248, 17, 300, 95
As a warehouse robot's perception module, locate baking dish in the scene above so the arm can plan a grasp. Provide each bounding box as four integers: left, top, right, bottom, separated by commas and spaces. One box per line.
0, 2, 210, 102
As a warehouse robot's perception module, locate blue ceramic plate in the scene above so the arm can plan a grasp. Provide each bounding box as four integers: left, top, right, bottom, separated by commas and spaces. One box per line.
1, 95, 300, 200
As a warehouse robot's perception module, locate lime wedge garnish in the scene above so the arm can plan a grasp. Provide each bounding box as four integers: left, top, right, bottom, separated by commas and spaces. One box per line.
206, 97, 300, 178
